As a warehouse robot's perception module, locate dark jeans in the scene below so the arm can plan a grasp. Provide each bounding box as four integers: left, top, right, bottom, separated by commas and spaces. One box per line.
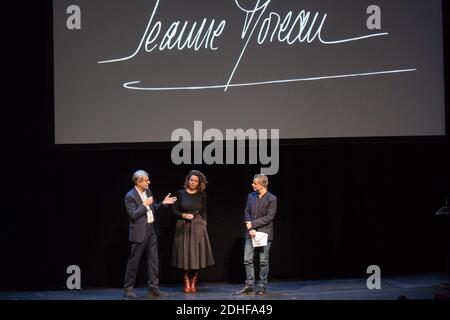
244, 238, 272, 288
124, 223, 159, 290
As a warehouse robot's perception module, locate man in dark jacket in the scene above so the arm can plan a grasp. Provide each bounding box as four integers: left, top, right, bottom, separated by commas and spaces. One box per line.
236, 174, 277, 295
123, 170, 177, 298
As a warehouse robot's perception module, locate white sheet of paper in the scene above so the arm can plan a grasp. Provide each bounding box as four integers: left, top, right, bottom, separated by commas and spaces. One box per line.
252, 232, 268, 247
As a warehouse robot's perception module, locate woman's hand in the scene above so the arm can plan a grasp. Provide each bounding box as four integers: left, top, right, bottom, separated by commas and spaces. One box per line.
182, 213, 194, 220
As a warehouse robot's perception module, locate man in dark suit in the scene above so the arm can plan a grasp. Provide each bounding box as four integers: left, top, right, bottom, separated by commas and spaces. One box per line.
235, 174, 277, 295
123, 170, 177, 298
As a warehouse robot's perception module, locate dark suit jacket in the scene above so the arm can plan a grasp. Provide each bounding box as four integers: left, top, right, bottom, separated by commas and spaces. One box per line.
124, 187, 165, 243
244, 191, 277, 241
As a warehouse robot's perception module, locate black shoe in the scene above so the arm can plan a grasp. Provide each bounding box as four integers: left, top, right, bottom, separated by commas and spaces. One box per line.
258, 286, 266, 295
148, 288, 169, 298
123, 289, 138, 298
234, 286, 255, 295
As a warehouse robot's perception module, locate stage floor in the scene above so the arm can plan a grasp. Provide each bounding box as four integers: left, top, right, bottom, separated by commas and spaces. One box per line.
1, 273, 449, 300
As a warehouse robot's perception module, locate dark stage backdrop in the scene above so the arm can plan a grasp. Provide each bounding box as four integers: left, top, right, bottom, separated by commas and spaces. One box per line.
0, 1, 449, 291
2, 143, 450, 290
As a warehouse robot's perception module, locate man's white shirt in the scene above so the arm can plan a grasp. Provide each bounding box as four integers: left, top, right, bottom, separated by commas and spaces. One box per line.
136, 187, 154, 223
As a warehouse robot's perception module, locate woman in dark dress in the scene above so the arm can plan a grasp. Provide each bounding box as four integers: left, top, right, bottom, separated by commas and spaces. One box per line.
172, 170, 214, 293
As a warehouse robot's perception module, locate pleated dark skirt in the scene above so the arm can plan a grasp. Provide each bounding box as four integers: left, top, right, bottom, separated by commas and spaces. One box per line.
171, 215, 215, 270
